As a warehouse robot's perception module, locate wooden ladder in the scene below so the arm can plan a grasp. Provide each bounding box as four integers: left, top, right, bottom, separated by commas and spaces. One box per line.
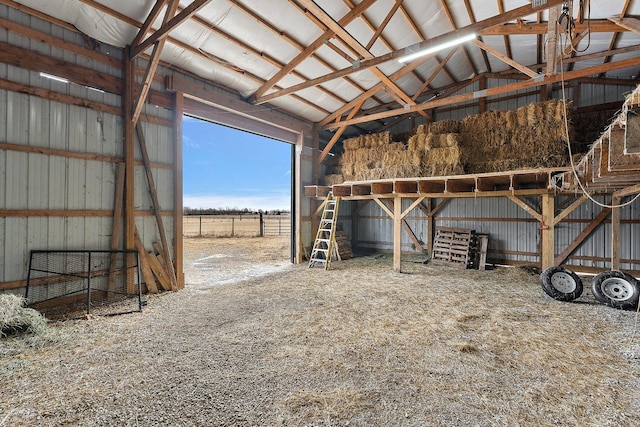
308, 192, 340, 269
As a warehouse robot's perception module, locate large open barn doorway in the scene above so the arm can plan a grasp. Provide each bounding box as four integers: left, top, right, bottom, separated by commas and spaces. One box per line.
181, 116, 293, 287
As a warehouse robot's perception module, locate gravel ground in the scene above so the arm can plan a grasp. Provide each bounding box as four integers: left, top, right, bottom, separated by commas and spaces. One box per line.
1, 236, 640, 426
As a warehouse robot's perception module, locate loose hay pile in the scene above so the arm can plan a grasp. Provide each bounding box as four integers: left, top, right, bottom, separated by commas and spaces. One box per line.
0, 294, 47, 337
1, 238, 639, 426
326, 100, 574, 183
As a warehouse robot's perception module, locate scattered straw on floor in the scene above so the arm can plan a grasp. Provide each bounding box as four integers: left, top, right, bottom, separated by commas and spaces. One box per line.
1, 237, 639, 426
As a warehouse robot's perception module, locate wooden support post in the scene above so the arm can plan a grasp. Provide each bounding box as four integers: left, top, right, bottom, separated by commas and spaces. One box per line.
540, 193, 555, 270
173, 91, 184, 288
393, 196, 402, 272
611, 196, 621, 270
295, 132, 304, 264
426, 199, 434, 256
123, 46, 136, 289
108, 163, 125, 297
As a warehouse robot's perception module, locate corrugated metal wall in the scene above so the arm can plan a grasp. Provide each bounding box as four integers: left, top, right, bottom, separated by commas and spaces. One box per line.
0, 6, 175, 292
348, 195, 640, 271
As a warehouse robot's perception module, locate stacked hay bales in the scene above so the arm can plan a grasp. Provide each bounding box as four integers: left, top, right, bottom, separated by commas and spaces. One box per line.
407, 122, 464, 177
325, 100, 573, 183
460, 100, 570, 173
340, 132, 420, 181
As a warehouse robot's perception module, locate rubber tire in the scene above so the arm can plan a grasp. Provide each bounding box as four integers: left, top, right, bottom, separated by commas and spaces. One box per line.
591, 270, 640, 310
540, 266, 583, 302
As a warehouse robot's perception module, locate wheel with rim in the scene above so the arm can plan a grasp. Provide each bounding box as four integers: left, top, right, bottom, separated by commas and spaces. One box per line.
591, 270, 640, 310
540, 266, 583, 302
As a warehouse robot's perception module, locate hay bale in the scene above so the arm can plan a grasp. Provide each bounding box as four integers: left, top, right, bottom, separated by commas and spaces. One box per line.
427, 120, 460, 134
323, 174, 344, 186
0, 294, 47, 337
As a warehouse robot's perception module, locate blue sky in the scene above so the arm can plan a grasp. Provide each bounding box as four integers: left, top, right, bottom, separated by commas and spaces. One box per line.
182, 116, 292, 211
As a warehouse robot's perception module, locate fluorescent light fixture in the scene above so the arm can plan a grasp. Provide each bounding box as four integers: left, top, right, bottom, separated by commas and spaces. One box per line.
87, 86, 105, 93
39, 72, 69, 83
398, 33, 477, 63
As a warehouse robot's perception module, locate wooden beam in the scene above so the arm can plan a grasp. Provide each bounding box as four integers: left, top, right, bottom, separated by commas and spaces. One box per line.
608, 17, 640, 35
131, 0, 168, 49
411, 47, 458, 101
317, 100, 364, 164
366, 0, 402, 50
374, 198, 394, 218
614, 183, 640, 198
135, 124, 178, 291
263, 0, 564, 109
131, 0, 179, 126
472, 39, 539, 78
479, 20, 625, 35
323, 56, 639, 129
297, 0, 424, 115
132, 0, 212, 58
173, 91, 185, 289
554, 207, 611, 266
124, 46, 136, 260
402, 197, 426, 219
107, 163, 126, 297
250, 0, 376, 101
507, 195, 543, 222
167, 75, 311, 135
553, 195, 588, 225
393, 197, 402, 272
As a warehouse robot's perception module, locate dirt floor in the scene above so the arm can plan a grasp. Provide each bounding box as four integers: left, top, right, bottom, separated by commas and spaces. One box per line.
1, 236, 640, 426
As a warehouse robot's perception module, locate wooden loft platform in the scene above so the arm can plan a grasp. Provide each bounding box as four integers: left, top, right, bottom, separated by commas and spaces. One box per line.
305, 167, 571, 200
305, 168, 574, 274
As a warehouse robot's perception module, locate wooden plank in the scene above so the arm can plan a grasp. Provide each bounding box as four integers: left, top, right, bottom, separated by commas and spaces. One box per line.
173, 91, 185, 288
134, 228, 159, 294
108, 163, 125, 297
541, 194, 555, 270
554, 207, 611, 266
146, 251, 172, 291
136, 124, 178, 291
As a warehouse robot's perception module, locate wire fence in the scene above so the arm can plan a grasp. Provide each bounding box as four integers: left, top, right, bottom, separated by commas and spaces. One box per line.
183, 214, 291, 238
